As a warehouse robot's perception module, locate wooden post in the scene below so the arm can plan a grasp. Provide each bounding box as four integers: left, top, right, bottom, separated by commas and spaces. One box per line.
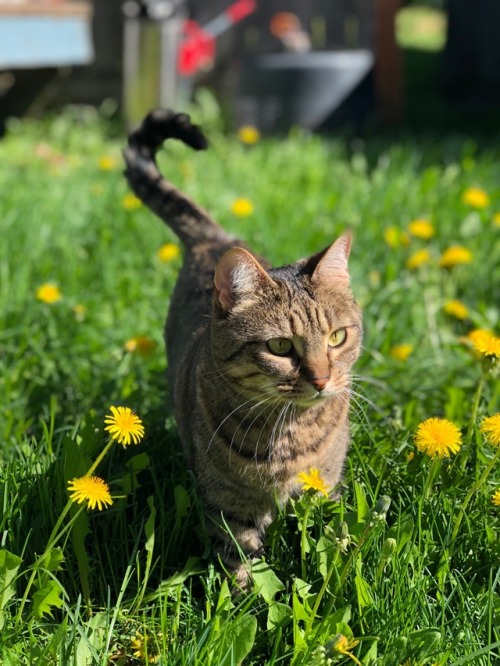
374, 0, 403, 125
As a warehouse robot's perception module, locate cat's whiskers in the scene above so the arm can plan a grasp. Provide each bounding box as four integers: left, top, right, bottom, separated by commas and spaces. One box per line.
338, 387, 365, 425
228, 395, 277, 463
340, 384, 383, 427
262, 401, 293, 486
270, 400, 294, 489
348, 381, 385, 417
246, 399, 283, 485
205, 391, 277, 455
269, 401, 292, 457
350, 373, 387, 389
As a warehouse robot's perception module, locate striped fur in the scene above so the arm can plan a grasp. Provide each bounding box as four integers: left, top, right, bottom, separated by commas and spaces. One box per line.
124, 110, 362, 584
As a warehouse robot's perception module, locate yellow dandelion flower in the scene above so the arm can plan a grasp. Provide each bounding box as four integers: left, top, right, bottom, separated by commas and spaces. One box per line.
443, 299, 469, 320
480, 414, 500, 447
157, 242, 181, 263
492, 490, 500, 506
231, 197, 254, 217
406, 248, 431, 270
408, 219, 435, 239
470, 330, 500, 358
329, 635, 361, 665
415, 417, 462, 459
462, 187, 490, 209
104, 406, 145, 447
390, 344, 414, 361
124, 335, 156, 356
68, 476, 113, 511
122, 193, 142, 211
237, 125, 261, 145
384, 227, 411, 249
297, 468, 329, 497
493, 212, 500, 227
439, 246, 472, 268
98, 156, 117, 171
131, 634, 160, 663
466, 329, 493, 344
36, 283, 62, 304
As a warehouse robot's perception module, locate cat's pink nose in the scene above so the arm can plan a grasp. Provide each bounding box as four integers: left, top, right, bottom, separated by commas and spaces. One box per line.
310, 377, 329, 392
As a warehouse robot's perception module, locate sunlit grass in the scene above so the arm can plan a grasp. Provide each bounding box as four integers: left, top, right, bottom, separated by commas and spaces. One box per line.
0, 107, 499, 664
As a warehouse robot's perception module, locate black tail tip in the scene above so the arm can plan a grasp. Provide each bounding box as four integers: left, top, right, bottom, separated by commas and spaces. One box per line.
129, 109, 208, 153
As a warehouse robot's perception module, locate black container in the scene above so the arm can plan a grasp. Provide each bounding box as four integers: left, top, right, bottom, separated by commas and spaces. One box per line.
235, 50, 374, 133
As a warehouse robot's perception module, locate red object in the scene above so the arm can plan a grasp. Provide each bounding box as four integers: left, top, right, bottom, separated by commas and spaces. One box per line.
177, 0, 256, 77
178, 20, 215, 77
226, 0, 256, 23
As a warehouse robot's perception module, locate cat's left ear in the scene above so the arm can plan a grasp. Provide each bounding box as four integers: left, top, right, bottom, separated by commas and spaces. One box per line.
311, 232, 352, 285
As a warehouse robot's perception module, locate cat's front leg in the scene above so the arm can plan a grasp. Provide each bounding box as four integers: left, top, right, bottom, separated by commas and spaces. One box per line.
208, 509, 273, 589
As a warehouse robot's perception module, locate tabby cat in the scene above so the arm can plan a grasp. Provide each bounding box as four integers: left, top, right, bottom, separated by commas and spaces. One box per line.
123, 110, 362, 583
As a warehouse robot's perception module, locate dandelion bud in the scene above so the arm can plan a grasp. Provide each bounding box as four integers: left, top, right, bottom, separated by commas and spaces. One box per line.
335, 521, 351, 553
382, 537, 397, 559
372, 495, 391, 522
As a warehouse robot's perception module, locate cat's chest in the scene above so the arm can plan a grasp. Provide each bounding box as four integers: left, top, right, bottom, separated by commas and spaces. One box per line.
197, 392, 345, 473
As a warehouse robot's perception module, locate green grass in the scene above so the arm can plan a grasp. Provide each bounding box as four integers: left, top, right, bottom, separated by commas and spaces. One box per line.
1, 104, 500, 665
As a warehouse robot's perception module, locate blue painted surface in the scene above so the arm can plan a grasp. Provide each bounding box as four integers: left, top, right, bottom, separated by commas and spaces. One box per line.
0, 17, 93, 68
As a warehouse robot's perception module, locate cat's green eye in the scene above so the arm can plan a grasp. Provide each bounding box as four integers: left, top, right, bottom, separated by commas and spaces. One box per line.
329, 328, 347, 348
267, 338, 293, 356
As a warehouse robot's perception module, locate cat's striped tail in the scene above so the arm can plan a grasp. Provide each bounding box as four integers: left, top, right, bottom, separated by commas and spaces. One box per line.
123, 109, 228, 248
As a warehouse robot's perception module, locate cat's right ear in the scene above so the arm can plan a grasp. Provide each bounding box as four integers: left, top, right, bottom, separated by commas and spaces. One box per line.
214, 248, 275, 312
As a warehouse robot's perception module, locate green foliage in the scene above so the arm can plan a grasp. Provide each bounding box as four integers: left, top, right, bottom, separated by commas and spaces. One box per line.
1, 107, 499, 664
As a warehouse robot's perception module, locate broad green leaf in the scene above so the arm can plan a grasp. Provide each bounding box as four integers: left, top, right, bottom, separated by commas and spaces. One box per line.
2, 647, 21, 666
315, 606, 352, 641
76, 611, 109, 664
36, 547, 64, 573
407, 628, 441, 660
216, 578, 232, 613
267, 601, 292, 632
294, 577, 313, 601
0, 549, 23, 630
157, 557, 205, 597
31, 580, 64, 620
354, 481, 369, 522
252, 559, 284, 603
174, 484, 191, 528
292, 590, 311, 624
316, 535, 335, 579
329, 606, 352, 626
354, 556, 374, 609
218, 613, 257, 666
48, 617, 68, 653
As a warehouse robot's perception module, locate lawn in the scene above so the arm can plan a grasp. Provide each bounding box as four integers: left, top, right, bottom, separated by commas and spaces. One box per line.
1, 103, 499, 665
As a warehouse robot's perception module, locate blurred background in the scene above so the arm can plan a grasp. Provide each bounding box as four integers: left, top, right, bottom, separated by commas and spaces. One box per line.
1, 0, 499, 135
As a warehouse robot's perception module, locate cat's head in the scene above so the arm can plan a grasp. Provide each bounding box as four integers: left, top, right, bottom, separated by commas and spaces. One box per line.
210, 234, 362, 406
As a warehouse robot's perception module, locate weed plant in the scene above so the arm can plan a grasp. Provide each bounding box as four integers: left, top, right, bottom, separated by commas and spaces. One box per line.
0, 104, 499, 665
